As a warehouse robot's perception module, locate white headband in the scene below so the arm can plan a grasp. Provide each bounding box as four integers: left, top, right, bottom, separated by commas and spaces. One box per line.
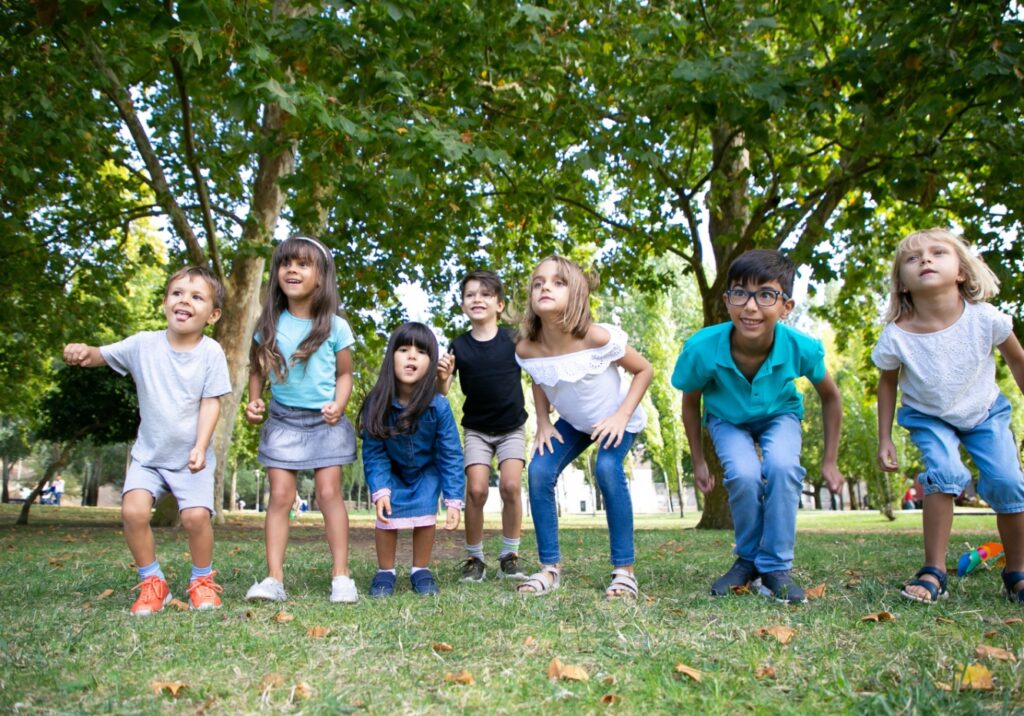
291, 236, 331, 261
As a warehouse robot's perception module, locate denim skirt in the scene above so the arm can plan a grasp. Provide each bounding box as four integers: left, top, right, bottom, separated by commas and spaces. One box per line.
257, 400, 357, 470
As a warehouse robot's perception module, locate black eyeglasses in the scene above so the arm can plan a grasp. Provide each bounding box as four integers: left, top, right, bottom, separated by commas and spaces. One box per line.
724, 288, 788, 307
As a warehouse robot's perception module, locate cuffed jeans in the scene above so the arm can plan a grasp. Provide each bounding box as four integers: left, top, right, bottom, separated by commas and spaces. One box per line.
708, 413, 805, 573
527, 418, 636, 567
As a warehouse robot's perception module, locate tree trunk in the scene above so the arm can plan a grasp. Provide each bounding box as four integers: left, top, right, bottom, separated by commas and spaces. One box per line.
17, 443, 75, 526
695, 432, 733, 530
676, 471, 685, 518
86, 451, 103, 506
230, 463, 237, 511
2, 459, 11, 503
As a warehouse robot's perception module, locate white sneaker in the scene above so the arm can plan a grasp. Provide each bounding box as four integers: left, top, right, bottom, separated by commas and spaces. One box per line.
330, 575, 358, 603
245, 577, 287, 602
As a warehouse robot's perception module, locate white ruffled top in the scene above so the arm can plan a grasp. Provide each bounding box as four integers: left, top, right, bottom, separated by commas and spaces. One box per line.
516, 323, 647, 435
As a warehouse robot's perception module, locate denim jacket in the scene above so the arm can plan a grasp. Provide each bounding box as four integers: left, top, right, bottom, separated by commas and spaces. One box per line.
362, 394, 465, 519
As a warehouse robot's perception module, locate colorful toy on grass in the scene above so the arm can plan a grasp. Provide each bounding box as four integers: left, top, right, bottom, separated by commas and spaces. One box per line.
956, 542, 1004, 577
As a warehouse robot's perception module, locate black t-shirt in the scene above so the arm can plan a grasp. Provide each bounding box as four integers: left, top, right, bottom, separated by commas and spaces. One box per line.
451, 327, 527, 434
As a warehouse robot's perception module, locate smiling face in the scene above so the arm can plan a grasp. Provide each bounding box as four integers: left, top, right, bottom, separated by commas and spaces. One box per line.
897, 238, 964, 297
393, 343, 431, 388
277, 253, 320, 307
163, 275, 221, 341
461, 279, 504, 325
723, 279, 794, 347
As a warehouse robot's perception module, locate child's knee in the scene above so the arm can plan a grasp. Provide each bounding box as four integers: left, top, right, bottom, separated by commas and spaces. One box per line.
498, 478, 520, 503
762, 454, 804, 485
466, 481, 489, 505
179, 507, 211, 532
316, 483, 340, 504
269, 484, 297, 506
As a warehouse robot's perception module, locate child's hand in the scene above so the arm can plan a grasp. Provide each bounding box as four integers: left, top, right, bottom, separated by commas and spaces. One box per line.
591, 411, 629, 449
533, 422, 563, 456
443, 506, 460, 531
63, 343, 94, 367
245, 398, 266, 424
877, 439, 899, 472
436, 353, 455, 382
822, 462, 845, 494
375, 495, 391, 524
693, 460, 714, 495
321, 401, 341, 425
188, 446, 206, 473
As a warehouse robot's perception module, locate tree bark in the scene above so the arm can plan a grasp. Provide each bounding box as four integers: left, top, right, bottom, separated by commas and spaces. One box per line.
17, 443, 75, 526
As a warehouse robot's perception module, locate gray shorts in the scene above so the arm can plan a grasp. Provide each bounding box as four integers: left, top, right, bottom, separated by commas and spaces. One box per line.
258, 400, 357, 470
463, 425, 526, 469
122, 459, 215, 513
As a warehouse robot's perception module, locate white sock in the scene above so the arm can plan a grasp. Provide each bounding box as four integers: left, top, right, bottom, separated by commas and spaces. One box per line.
465, 542, 484, 560
499, 536, 521, 558
377, 568, 396, 575
410, 566, 427, 575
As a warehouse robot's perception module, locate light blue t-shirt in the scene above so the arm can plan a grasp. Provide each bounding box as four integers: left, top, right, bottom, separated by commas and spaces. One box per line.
262, 311, 355, 409
671, 322, 826, 425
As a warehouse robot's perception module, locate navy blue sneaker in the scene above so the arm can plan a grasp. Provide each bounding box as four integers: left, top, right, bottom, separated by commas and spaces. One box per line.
410, 569, 439, 595
370, 570, 396, 598
758, 570, 807, 604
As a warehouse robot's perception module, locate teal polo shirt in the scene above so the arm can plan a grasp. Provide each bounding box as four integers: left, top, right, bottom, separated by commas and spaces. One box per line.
671, 322, 826, 425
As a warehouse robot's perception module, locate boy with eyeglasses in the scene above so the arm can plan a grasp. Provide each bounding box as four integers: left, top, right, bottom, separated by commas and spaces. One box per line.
671, 250, 844, 604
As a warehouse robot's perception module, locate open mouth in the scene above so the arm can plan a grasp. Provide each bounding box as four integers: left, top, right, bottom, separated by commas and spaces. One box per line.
174, 309, 193, 321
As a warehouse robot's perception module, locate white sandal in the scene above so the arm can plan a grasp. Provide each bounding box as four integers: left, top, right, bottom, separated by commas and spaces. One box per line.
605, 568, 638, 599
517, 566, 560, 595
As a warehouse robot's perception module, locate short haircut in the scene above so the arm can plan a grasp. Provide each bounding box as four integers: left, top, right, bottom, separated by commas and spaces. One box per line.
726, 250, 796, 297
884, 227, 999, 324
521, 255, 595, 341
166, 265, 225, 309
460, 270, 505, 303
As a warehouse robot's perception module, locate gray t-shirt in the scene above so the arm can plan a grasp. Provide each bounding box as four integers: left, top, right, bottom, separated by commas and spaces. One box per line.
101, 331, 231, 470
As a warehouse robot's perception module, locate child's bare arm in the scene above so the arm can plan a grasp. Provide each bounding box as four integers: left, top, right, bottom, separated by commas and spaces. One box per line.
998, 333, 1024, 395
245, 370, 266, 424
323, 348, 353, 425
681, 390, 712, 494
63, 343, 106, 368
592, 345, 653, 448
531, 383, 562, 455
436, 353, 455, 395
189, 396, 221, 472
876, 368, 900, 472
812, 372, 845, 493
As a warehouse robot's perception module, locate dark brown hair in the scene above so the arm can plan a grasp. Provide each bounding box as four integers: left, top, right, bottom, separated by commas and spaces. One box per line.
359, 323, 439, 439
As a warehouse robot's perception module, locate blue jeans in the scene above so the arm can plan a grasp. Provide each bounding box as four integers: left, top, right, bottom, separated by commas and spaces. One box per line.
527, 418, 636, 567
708, 414, 805, 573
898, 394, 1024, 513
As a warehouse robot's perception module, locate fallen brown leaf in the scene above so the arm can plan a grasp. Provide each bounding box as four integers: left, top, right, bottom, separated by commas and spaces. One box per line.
97, 588, 114, 600
546, 657, 589, 681
934, 681, 953, 691
602, 675, 615, 686
960, 663, 994, 690
292, 682, 312, 700
755, 626, 795, 645
306, 626, 331, 638
243, 610, 256, 620
1004, 617, 1023, 625
644, 594, 656, 604
261, 673, 285, 691
674, 663, 702, 682
730, 584, 752, 595
805, 584, 827, 600
600, 694, 622, 704
860, 611, 895, 623
168, 598, 189, 612
432, 642, 453, 652
755, 665, 777, 680
150, 681, 188, 697
81, 602, 92, 610
984, 629, 998, 639
47, 556, 64, 568
523, 636, 537, 647
444, 670, 475, 685
274, 611, 294, 623
975, 645, 1016, 662
935, 617, 955, 625
845, 578, 862, 588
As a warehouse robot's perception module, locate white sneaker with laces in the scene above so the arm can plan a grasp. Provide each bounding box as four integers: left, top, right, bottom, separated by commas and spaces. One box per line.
330, 575, 359, 603
245, 576, 287, 602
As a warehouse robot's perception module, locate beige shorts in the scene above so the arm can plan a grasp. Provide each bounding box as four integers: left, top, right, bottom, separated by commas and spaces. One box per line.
463, 426, 526, 469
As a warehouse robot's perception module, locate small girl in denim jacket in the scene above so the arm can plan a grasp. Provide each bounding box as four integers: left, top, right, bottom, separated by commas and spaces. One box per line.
873, 228, 1024, 604
359, 322, 464, 597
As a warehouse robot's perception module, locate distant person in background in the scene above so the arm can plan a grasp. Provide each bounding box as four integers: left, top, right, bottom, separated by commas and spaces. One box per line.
50, 476, 65, 505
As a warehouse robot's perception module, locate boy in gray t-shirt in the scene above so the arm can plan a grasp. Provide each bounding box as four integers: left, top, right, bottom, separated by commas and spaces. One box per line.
63, 266, 231, 616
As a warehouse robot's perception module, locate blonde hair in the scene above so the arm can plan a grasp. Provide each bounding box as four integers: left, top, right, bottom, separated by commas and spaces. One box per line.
884, 227, 1000, 324
521, 255, 596, 341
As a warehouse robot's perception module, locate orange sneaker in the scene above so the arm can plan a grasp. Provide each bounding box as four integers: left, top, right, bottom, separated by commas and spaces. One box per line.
130, 575, 172, 616
187, 572, 223, 611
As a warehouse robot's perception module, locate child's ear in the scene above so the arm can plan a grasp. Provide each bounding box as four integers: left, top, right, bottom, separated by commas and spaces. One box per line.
781, 297, 796, 317
207, 308, 222, 325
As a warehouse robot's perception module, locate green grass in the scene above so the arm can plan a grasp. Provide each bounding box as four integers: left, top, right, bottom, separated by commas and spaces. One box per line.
2, 504, 1022, 714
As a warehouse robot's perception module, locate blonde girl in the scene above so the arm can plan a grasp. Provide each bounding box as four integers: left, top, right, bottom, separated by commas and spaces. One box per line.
244, 234, 358, 604
873, 228, 1024, 604
515, 256, 653, 598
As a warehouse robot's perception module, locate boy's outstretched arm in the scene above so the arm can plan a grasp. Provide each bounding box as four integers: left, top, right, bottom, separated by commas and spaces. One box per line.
876, 369, 900, 472
189, 396, 221, 472
63, 343, 107, 368
681, 390, 713, 494
998, 332, 1024, 395
813, 372, 845, 493
436, 353, 455, 396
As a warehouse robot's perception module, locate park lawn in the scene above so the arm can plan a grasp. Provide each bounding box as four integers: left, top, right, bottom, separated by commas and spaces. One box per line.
2, 505, 1022, 714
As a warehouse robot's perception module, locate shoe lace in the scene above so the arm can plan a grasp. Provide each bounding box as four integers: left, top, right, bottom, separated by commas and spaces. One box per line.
187, 574, 223, 600
462, 557, 483, 570
501, 554, 519, 569
132, 575, 164, 602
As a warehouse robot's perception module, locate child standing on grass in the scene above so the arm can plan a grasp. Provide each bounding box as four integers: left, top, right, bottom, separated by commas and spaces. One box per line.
515, 256, 652, 598
244, 235, 359, 604
873, 228, 1024, 604
437, 270, 528, 583
360, 322, 464, 597
672, 250, 844, 604
63, 266, 231, 615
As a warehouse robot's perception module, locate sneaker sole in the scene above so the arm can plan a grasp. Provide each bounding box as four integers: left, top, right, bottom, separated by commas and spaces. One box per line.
131, 592, 173, 616
330, 595, 359, 604
498, 571, 527, 581
461, 573, 486, 583
190, 602, 222, 611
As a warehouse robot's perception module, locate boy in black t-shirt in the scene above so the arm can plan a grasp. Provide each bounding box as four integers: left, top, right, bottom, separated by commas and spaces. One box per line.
438, 271, 528, 581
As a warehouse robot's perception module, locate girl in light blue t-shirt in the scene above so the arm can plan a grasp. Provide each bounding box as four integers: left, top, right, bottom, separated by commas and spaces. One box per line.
244, 235, 359, 605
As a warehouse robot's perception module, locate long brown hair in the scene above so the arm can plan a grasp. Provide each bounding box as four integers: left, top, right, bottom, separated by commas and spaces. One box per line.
250, 234, 339, 382
521, 256, 595, 342
358, 323, 439, 439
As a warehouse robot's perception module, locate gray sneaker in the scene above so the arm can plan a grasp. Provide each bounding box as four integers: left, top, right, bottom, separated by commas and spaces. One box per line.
758, 570, 807, 604
245, 576, 287, 602
461, 556, 486, 582
710, 558, 759, 596
498, 553, 527, 580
